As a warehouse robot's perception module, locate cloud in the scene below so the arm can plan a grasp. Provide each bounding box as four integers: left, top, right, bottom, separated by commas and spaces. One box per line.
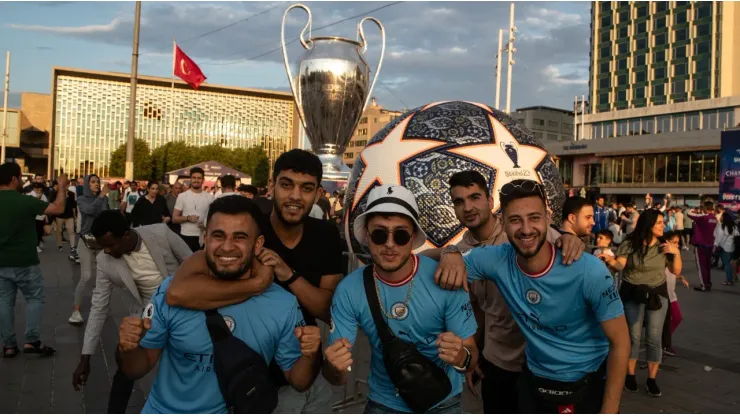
541, 64, 588, 86
523, 8, 582, 30
6, 18, 122, 34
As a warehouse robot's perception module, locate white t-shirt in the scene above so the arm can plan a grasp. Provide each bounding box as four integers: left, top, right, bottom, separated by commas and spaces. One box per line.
122, 241, 164, 304
608, 224, 623, 245
665, 268, 678, 303
27, 191, 48, 220
124, 188, 140, 213
309, 204, 324, 220
174, 190, 215, 236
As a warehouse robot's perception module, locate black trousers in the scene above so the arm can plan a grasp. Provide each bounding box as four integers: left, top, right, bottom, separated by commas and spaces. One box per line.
480, 358, 521, 414
35, 220, 45, 245
107, 369, 135, 413
517, 363, 606, 414
180, 234, 201, 253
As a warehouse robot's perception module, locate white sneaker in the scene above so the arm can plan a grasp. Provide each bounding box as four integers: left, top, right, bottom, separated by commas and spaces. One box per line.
68, 311, 84, 325
37, 246, 42, 253
39, 241, 44, 249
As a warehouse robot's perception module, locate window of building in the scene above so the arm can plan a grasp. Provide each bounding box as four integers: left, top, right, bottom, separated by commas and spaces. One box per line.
533, 118, 545, 126
675, 27, 688, 42
600, 30, 611, 43
654, 16, 666, 30
354, 140, 368, 147
678, 154, 690, 182
657, 115, 671, 133
673, 45, 687, 59
605, 122, 614, 138
546, 133, 558, 141
547, 120, 559, 128
636, 5, 647, 18
534, 131, 544, 139
619, 26, 629, 39
617, 120, 628, 136
693, 77, 710, 90
697, 22, 711, 37
641, 117, 654, 134
635, 71, 646, 83
618, 42, 629, 54
695, 41, 710, 55
703, 111, 718, 129
703, 153, 717, 181
674, 11, 687, 25
655, 2, 667, 12
654, 49, 666, 63
672, 79, 686, 94
634, 38, 647, 50
617, 90, 627, 102
672, 114, 685, 132
636, 20, 647, 34
690, 152, 703, 181
619, 9, 629, 23
600, 61, 610, 74
654, 67, 666, 79
600, 46, 611, 58
719, 109, 735, 129
666, 154, 678, 183
601, 14, 612, 27
357, 128, 368, 135
655, 154, 668, 182
674, 62, 687, 76
630, 119, 641, 135
634, 54, 646, 67
345, 152, 354, 159
634, 86, 645, 99
696, 3, 712, 19
374, 118, 378, 123
359, 117, 367, 124
599, 92, 609, 105
617, 58, 627, 70
686, 113, 700, 131
618, 74, 628, 86
592, 124, 602, 140
654, 32, 667, 46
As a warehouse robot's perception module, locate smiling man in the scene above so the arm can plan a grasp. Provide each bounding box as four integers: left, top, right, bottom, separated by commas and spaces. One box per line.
165, 149, 343, 413
438, 179, 630, 414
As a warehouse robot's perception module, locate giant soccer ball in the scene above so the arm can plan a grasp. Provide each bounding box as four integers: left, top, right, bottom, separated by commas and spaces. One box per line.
343, 101, 565, 255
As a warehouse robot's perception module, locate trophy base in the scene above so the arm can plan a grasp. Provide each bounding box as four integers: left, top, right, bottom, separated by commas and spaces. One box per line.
317, 153, 352, 182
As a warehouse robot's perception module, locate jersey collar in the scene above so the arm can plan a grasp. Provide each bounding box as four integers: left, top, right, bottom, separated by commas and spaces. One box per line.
374, 254, 418, 287
516, 242, 556, 279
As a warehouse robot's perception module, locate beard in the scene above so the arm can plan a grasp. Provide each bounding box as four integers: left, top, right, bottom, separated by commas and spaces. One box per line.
273, 199, 309, 226
206, 251, 253, 281
510, 230, 548, 259
372, 251, 412, 274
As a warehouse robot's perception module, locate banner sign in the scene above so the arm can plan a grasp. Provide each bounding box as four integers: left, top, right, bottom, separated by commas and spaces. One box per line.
719, 129, 740, 211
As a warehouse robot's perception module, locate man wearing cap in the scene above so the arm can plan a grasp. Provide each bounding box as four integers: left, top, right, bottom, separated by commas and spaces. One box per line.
323, 185, 479, 413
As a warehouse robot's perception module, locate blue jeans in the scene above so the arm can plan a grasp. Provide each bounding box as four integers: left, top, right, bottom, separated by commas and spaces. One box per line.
0, 265, 45, 348
624, 297, 668, 364
720, 249, 734, 284
364, 394, 462, 414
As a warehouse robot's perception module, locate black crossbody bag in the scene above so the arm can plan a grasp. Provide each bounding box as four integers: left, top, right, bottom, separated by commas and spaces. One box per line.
362, 266, 452, 413
204, 310, 278, 414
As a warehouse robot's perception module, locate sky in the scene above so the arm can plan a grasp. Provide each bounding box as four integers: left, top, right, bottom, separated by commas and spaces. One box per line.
0, 1, 592, 112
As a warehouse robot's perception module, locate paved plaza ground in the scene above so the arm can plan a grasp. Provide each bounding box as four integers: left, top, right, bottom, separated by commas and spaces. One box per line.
1, 244, 739, 413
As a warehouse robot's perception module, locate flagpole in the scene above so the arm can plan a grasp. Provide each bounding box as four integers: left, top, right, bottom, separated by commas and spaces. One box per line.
125, 1, 141, 181
171, 38, 176, 142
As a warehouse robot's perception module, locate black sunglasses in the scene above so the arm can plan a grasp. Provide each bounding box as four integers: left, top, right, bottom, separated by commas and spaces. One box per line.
369, 228, 412, 246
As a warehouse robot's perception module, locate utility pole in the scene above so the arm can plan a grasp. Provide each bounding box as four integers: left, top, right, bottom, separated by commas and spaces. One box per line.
573, 96, 578, 140
505, 3, 516, 114
1, 51, 9, 163
495, 29, 503, 111
125, 1, 142, 181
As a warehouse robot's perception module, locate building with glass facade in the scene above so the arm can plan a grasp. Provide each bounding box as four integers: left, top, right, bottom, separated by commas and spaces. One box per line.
342, 98, 402, 168
510, 106, 575, 142
51, 67, 300, 178
547, 2, 740, 205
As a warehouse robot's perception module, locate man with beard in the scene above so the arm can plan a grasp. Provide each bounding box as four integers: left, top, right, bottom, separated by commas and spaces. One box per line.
437, 179, 630, 414
560, 196, 596, 238
165, 149, 343, 413
71, 210, 193, 412
172, 167, 214, 252
324, 185, 479, 413
424, 170, 585, 414
116, 196, 321, 413
0, 163, 68, 358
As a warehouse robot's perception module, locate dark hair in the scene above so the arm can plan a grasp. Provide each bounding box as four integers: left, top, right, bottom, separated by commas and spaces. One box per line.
663, 230, 681, 242
147, 180, 159, 189
721, 212, 735, 234
91, 210, 131, 239
115, 181, 122, 186
596, 229, 613, 241
238, 184, 258, 194
0, 162, 21, 186
220, 175, 236, 190
448, 170, 489, 197
32, 182, 45, 189
624, 202, 634, 209
716, 204, 725, 211
704, 200, 714, 211
206, 195, 267, 235
190, 167, 205, 177
131, 181, 138, 186
258, 187, 268, 196
272, 149, 322, 184
499, 179, 547, 212
626, 208, 662, 264
597, 195, 605, 201
562, 196, 592, 222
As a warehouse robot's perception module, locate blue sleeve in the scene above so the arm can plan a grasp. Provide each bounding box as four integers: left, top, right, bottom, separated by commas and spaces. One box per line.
139, 282, 170, 349
274, 298, 303, 372
582, 258, 624, 322
462, 245, 508, 284
444, 290, 478, 340
328, 277, 359, 347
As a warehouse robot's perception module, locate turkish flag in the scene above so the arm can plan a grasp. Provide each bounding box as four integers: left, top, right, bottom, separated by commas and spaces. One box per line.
173, 44, 207, 89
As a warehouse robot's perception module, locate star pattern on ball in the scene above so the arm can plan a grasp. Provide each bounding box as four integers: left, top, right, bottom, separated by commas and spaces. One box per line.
352, 114, 443, 210
448, 114, 549, 212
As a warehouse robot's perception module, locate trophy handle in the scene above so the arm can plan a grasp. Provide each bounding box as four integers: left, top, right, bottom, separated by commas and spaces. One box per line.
357, 17, 386, 113
281, 4, 312, 126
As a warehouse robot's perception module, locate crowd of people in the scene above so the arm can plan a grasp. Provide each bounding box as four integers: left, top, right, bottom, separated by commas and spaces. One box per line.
0, 150, 735, 414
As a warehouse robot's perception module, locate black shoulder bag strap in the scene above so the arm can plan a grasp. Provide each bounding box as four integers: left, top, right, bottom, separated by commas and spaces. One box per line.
362, 265, 395, 344
204, 309, 231, 341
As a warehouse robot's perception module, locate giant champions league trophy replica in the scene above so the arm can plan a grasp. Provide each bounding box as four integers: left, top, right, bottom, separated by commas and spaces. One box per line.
281, 4, 386, 181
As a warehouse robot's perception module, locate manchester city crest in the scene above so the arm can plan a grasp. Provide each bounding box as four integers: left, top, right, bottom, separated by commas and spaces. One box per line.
391, 302, 409, 320
525, 289, 542, 305
223, 316, 236, 333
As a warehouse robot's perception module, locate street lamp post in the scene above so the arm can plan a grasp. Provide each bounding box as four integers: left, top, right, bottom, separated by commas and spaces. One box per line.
125, 1, 142, 181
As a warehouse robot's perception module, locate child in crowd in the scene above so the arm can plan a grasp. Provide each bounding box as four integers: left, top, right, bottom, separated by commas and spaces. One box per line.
608, 218, 623, 245
594, 229, 620, 287
663, 231, 689, 356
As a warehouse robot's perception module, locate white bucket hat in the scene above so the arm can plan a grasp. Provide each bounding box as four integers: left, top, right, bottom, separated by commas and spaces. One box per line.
353, 185, 428, 250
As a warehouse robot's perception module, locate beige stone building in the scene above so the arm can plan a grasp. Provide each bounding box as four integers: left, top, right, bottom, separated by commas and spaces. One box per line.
342, 98, 403, 168
1, 93, 52, 176
548, 1, 740, 206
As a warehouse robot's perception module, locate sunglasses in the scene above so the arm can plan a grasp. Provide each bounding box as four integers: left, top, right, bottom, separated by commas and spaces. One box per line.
369, 228, 412, 246
499, 180, 545, 196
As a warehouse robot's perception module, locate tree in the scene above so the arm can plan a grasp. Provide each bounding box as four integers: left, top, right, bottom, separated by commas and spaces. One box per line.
108, 138, 153, 180
150, 142, 197, 181
252, 155, 270, 187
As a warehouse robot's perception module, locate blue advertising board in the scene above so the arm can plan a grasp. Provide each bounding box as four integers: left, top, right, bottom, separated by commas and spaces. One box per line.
719, 130, 740, 211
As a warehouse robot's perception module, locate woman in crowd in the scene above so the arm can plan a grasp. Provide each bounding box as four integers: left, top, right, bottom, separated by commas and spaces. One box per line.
69, 174, 109, 325
714, 212, 739, 286
599, 209, 681, 398
130, 180, 171, 227
661, 231, 689, 357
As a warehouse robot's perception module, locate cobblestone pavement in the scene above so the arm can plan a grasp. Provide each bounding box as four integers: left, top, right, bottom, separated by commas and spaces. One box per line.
1, 243, 739, 413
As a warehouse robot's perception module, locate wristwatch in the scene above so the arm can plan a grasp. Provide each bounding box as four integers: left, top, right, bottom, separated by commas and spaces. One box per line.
453, 347, 472, 372
441, 244, 462, 256
281, 269, 300, 287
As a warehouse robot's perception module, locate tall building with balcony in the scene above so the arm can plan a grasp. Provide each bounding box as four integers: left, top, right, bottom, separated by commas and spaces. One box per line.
50, 67, 300, 179
342, 98, 403, 168
547, 1, 740, 206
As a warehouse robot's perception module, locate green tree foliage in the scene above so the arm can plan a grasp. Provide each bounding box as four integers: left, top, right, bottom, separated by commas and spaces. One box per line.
108, 138, 153, 180
109, 140, 271, 185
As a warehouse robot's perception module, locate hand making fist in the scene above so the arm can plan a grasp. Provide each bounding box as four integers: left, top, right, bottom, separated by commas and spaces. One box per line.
436, 332, 465, 367
295, 326, 321, 357
118, 316, 151, 352
324, 338, 353, 374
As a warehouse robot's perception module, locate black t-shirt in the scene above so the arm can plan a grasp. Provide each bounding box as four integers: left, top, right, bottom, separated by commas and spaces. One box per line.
316, 197, 331, 219
253, 196, 274, 217
263, 216, 344, 386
